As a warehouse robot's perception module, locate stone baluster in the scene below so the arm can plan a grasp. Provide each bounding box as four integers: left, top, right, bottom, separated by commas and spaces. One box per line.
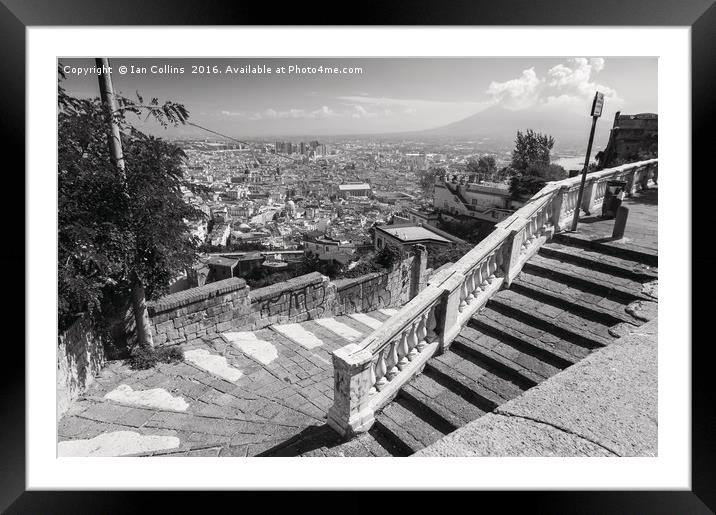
407, 321, 419, 360
480, 259, 490, 287
458, 280, 468, 312
386, 339, 399, 380
396, 331, 409, 370
487, 252, 497, 281
465, 268, 477, 302
426, 305, 437, 343
416, 312, 428, 352
373, 349, 388, 391
368, 356, 378, 395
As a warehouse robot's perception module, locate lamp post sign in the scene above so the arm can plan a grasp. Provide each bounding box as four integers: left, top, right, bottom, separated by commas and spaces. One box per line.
571, 91, 604, 231
591, 91, 605, 117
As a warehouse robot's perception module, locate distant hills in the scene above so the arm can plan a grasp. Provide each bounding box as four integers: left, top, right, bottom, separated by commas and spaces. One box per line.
413, 105, 610, 150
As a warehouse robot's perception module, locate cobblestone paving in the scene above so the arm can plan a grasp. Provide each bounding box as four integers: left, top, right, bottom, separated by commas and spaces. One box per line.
57, 311, 390, 457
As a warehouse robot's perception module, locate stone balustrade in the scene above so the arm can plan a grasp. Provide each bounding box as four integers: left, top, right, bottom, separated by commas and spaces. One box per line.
328, 158, 658, 437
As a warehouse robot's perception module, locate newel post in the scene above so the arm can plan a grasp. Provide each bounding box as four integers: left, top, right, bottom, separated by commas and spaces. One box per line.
327, 345, 375, 437
625, 166, 638, 196
437, 271, 465, 354
550, 185, 569, 232
503, 224, 525, 287
410, 244, 428, 299
581, 177, 597, 215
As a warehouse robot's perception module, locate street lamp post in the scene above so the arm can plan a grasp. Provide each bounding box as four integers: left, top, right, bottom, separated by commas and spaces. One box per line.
571, 91, 604, 232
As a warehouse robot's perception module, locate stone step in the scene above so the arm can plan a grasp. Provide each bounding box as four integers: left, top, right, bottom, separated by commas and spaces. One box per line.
400, 384, 462, 431
356, 430, 402, 457
434, 347, 526, 402
347, 312, 384, 331
424, 359, 503, 412
487, 296, 611, 350
374, 399, 448, 454
478, 306, 593, 361
553, 231, 658, 267
469, 312, 578, 369
523, 257, 647, 303
451, 329, 542, 387
454, 326, 561, 381
539, 242, 658, 282
402, 373, 486, 427
511, 276, 637, 326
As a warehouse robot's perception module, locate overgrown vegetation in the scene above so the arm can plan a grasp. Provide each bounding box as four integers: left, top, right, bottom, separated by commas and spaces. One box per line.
426, 243, 473, 270
128, 345, 183, 370
436, 217, 493, 244
58, 64, 201, 350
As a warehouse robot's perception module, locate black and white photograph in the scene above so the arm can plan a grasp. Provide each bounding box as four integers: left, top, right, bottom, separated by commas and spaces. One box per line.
0, 2, 707, 507
56, 56, 660, 458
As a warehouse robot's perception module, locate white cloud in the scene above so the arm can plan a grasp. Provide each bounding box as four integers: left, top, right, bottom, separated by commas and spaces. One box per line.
486, 68, 543, 110
486, 58, 620, 113
589, 57, 605, 73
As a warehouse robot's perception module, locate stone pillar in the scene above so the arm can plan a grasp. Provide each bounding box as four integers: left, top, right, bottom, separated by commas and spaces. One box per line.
327, 345, 376, 437
503, 224, 525, 287
625, 167, 638, 197
581, 177, 597, 215
436, 271, 465, 354
550, 185, 569, 231
410, 244, 428, 300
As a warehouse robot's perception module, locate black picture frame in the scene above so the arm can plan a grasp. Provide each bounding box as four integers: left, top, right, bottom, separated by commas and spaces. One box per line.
3, 0, 713, 512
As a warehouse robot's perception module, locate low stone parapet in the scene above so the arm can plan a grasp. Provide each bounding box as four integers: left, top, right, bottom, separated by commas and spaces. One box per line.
147, 278, 251, 346
248, 272, 337, 330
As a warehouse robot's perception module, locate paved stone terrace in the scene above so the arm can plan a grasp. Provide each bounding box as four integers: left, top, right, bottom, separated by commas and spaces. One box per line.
57, 309, 400, 457
566, 186, 658, 257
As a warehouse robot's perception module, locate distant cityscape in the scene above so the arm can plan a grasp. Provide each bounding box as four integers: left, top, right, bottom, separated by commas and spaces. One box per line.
172, 110, 656, 293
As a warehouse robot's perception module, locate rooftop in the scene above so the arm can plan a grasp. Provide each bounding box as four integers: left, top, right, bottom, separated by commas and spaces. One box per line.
338, 183, 371, 191
379, 225, 452, 243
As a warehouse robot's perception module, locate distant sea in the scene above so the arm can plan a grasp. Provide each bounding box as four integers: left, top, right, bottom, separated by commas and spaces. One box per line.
553, 156, 589, 171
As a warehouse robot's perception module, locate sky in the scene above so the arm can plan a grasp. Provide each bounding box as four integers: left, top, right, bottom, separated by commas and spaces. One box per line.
59, 57, 658, 139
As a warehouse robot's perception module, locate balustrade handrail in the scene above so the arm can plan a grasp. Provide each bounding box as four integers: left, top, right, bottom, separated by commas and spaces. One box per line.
546, 158, 658, 189
328, 158, 657, 436
338, 158, 658, 363
342, 283, 445, 359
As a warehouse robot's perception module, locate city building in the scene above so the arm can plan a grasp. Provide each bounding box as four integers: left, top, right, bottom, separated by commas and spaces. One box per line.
336, 183, 371, 199
434, 174, 521, 223
373, 222, 465, 253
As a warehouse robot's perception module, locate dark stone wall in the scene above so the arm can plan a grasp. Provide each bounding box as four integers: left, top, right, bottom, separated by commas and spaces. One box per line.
57, 315, 106, 417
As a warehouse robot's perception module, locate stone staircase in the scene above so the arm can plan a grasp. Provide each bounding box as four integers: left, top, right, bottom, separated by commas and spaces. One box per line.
263, 235, 658, 457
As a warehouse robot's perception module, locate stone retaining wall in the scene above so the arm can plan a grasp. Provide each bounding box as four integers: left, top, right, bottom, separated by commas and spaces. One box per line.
147, 278, 251, 346
57, 315, 106, 418
146, 249, 428, 346
333, 246, 427, 315
248, 272, 337, 329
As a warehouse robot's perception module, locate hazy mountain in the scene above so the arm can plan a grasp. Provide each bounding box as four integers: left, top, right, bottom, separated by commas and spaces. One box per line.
416, 105, 609, 150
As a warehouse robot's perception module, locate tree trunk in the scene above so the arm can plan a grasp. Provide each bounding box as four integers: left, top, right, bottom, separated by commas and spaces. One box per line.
131, 279, 154, 348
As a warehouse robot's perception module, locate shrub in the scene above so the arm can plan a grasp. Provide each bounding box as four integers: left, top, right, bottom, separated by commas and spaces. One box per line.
128, 345, 183, 370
